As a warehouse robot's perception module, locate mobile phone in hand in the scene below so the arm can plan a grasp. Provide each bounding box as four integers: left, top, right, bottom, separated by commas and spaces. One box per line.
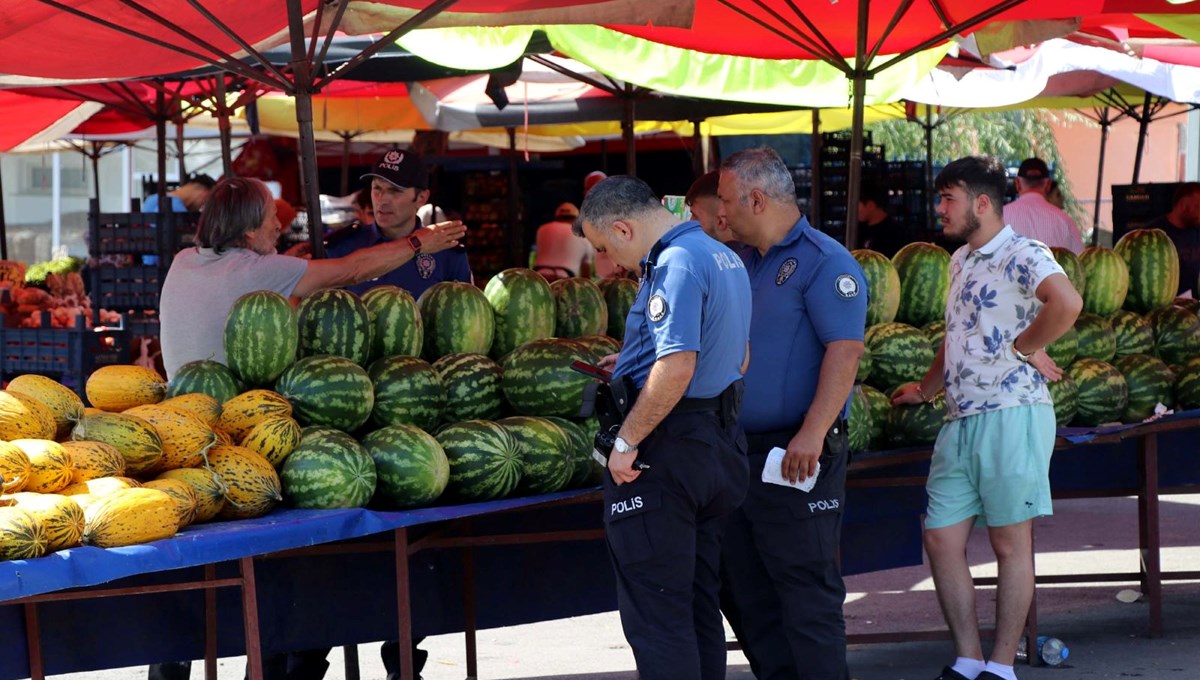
570, 360, 612, 382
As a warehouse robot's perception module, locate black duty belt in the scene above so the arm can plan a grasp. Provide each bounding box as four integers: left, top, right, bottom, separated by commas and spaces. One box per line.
745, 419, 846, 452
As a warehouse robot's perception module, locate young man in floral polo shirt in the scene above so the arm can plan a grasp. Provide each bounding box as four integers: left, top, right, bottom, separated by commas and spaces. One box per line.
893, 156, 1082, 680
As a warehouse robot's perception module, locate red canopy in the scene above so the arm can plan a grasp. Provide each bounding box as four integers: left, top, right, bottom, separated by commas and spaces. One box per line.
0, 91, 100, 152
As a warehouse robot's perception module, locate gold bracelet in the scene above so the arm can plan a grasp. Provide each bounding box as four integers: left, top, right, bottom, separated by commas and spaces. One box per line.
915, 384, 931, 403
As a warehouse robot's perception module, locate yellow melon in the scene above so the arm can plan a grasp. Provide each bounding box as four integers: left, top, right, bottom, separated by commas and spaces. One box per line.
140, 479, 199, 529
154, 468, 225, 523
217, 390, 293, 441
7, 375, 84, 440
0, 441, 32, 493
123, 404, 216, 471
0, 506, 47, 559
82, 488, 177, 548
8, 492, 84, 552
160, 393, 221, 428
208, 445, 282, 520
0, 390, 56, 440
85, 365, 167, 412
62, 440, 126, 483
13, 439, 74, 493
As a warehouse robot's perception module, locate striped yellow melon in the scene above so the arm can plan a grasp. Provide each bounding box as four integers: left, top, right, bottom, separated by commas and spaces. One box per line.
240, 417, 302, 467
85, 365, 167, 412
59, 476, 142, 497
217, 390, 293, 441
160, 393, 221, 428
140, 479, 199, 529
0, 506, 47, 559
212, 428, 233, 446
69, 494, 101, 511
0, 390, 56, 440
123, 404, 217, 471
0, 441, 32, 493
208, 445, 282, 520
155, 468, 225, 522
62, 440, 126, 483
70, 411, 164, 477
12, 439, 74, 493
82, 487, 178, 548
8, 493, 84, 552
7, 375, 84, 440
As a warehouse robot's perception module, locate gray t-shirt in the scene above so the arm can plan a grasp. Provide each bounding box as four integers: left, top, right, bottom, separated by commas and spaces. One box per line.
160, 247, 307, 379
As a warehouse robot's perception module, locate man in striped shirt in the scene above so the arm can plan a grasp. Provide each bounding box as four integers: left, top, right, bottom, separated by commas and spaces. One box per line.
1002, 158, 1083, 254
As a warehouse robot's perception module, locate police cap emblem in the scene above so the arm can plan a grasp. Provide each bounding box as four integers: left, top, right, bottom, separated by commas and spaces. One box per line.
835, 274, 860, 298
648, 294, 668, 322
776, 257, 798, 285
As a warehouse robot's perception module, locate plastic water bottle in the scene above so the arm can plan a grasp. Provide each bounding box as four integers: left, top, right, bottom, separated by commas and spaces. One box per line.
1016, 635, 1069, 666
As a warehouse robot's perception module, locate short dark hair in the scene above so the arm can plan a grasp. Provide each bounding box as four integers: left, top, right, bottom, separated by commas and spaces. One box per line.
1173, 182, 1200, 206
934, 155, 1007, 217
186, 173, 217, 190
195, 177, 273, 254
354, 187, 372, 210
573, 175, 662, 237
685, 171, 720, 206
860, 181, 888, 208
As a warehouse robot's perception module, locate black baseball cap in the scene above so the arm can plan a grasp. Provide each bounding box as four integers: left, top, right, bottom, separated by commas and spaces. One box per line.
1017, 158, 1050, 180
362, 149, 429, 190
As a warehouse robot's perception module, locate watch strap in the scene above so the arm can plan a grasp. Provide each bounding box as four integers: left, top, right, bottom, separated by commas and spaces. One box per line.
407, 234, 423, 253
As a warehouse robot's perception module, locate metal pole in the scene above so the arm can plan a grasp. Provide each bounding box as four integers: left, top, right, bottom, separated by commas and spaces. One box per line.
691, 120, 705, 178
156, 89, 168, 210
810, 109, 822, 226
1093, 112, 1112, 247
622, 90, 636, 177
176, 118, 187, 181
925, 105, 935, 231
0, 157, 8, 259
340, 133, 352, 197
1132, 92, 1153, 183
91, 146, 101, 203
288, 0, 325, 259
215, 76, 233, 177
844, 0, 870, 249
507, 127, 523, 269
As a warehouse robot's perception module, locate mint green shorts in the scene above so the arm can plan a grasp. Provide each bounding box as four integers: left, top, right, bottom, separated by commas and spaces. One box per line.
925, 403, 1056, 529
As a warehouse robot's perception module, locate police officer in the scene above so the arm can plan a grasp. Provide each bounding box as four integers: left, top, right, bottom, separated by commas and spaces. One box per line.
716, 147, 868, 680
574, 175, 751, 680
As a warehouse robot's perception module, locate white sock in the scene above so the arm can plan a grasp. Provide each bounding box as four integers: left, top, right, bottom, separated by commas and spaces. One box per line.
984, 660, 1018, 680
952, 657, 986, 679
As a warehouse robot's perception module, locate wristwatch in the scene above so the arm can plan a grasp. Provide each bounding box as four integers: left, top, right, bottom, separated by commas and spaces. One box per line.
613, 436, 636, 455
407, 234, 423, 253
1011, 341, 1032, 363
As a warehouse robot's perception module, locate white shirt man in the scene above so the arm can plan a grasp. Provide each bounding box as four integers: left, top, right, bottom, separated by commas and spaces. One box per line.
532, 202, 593, 281
1002, 158, 1083, 253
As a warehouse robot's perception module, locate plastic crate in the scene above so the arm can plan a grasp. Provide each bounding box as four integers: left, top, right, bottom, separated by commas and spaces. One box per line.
88, 264, 162, 310
0, 313, 129, 399
88, 198, 200, 259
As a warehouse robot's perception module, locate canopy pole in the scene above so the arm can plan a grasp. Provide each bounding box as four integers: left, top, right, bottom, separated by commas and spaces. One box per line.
1093, 110, 1112, 247
691, 120, 704, 178
1132, 92, 1152, 184
340, 133, 353, 197
91, 145, 102, 203
844, 0, 871, 250
0, 159, 8, 260
925, 105, 935, 231
810, 109, 822, 227
155, 88, 168, 211
288, 0, 325, 259
622, 86, 636, 176
176, 117, 187, 181
216, 76, 234, 177
507, 127, 523, 270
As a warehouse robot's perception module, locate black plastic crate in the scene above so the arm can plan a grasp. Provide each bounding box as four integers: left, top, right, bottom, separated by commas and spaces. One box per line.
88, 265, 162, 310
0, 313, 128, 399
88, 198, 200, 261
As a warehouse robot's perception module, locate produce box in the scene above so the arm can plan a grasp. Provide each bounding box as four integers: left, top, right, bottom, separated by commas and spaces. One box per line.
0, 312, 128, 398
87, 198, 200, 261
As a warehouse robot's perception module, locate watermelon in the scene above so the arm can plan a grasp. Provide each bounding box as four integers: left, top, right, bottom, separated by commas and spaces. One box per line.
501, 339, 594, 418
852, 249, 901, 326
1112, 354, 1175, 423
296, 288, 372, 366
437, 420, 523, 501
1050, 246, 1086, 295
224, 290, 298, 386
1046, 375, 1078, 426
860, 384, 890, 451
550, 278, 608, 338
280, 434, 377, 509
1115, 229, 1180, 314
848, 386, 873, 452
1067, 358, 1129, 426
864, 322, 935, 393
1147, 305, 1200, 366
886, 384, 946, 446
417, 282, 495, 360
299, 426, 349, 444
275, 355, 375, 431
922, 321, 946, 350
361, 286, 422, 361
433, 353, 504, 422
544, 416, 598, 488
855, 346, 873, 384
483, 268, 556, 358
166, 360, 240, 404
499, 416, 574, 495
366, 356, 445, 431
598, 277, 639, 339
1173, 297, 1200, 315
1108, 310, 1156, 357
1045, 326, 1078, 368
574, 335, 622, 364
1078, 247, 1129, 316
1174, 356, 1200, 410
1073, 313, 1116, 362
891, 242, 951, 327
361, 425, 449, 508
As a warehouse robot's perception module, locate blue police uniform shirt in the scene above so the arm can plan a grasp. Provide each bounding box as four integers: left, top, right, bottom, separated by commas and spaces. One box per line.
613, 221, 751, 399
740, 216, 868, 433
142, 194, 188, 213
325, 220, 472, 298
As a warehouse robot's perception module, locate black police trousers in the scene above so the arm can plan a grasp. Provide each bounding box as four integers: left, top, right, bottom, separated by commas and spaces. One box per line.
720, 425, 851, 680
602, 410, 748, 680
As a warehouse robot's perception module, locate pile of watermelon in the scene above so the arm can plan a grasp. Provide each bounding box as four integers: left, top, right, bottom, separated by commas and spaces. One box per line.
171, 269, 632, 510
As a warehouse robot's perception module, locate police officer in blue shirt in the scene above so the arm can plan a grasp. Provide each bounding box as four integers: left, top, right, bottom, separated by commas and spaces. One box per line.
717, 147, 868, 680
574, 175, 751, 680
325, 149, 472, 296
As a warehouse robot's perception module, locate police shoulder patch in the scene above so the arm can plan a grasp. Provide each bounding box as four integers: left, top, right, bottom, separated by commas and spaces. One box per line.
776, 257, 798, 285
835, 274, 860, 298
648, 294, 668, 322
416, 254, 436, 279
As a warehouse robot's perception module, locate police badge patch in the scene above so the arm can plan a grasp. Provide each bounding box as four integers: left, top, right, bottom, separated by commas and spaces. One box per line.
835, 274, 860, 298
776, 257, 798, 285
416, 254, 436, 279
648, 294, 668, 321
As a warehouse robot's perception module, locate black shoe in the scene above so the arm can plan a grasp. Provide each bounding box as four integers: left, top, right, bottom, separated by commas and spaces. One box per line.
934, 667, 973, 680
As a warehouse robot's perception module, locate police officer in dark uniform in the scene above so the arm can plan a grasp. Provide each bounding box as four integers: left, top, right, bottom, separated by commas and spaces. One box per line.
574, 175, 752, 680
716, 147, 868, 680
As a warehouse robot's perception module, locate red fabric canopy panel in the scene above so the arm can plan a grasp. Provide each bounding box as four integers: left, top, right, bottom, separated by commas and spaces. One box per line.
0, 91, 96, 151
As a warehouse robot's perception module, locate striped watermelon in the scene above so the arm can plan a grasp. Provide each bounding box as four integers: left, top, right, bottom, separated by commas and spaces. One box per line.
860, 384, 890, 451
432, 353, 503, 422
1174, 356, 1200, 410
1046, 375, 1078, 425
1073, 313, 1116, 362
437, 420, 523, 501
1174, 297, 1200, 315
544, 416, 599, 488
574, 335, 622, 364
852, 249, 901, 326
166, 360, 240, 404
501, 339, 594, 418
274, 355, 375, 431
1109, 310, 1156, 357
1112, 354, 1175, 423
550, 278, 608, 338
298, 426, 347, 445
886, 385, 946, 447
483, 268, 556, 358
1147, 305, 1200, 366
855, 346, 873, 384
297, 288, 372, 366
864, 322, 935, 393
224, 290, 298, 386
417, 282, 495, 361
891, 242, 950, 327
1078, 247, 1129, 316
598, 277, 639, 339
366, 356, 445, 431
361, 286, 423, 361
1050, 246, 1086, 295
361, 424, 449, 508
1045, 326, 1078, 368
280, 434, 377, 509
1067, 358, 1128, 426
1115, 229, 1179, 314
848, 386, 873, 452
922, 321, 946, 350
499, 416, 574, 495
